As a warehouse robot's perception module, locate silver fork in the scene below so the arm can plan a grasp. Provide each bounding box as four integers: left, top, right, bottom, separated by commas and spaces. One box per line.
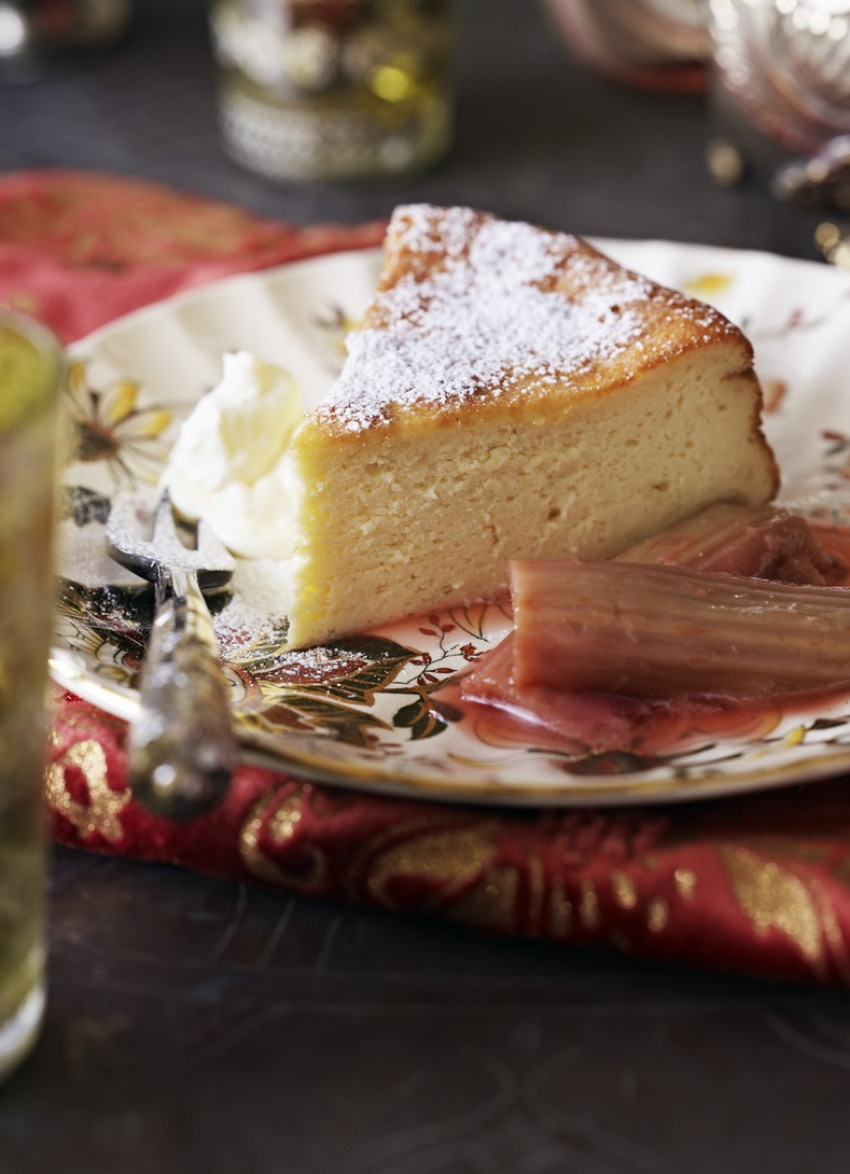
106, 492, 237, 820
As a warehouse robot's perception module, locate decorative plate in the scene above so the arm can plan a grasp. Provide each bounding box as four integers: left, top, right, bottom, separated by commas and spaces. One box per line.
49, 241, 850, 806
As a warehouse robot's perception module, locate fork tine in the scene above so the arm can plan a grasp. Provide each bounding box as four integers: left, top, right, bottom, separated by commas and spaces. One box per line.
106, 493, 156, 580
106, 490, 235, 588
158, 490, 235, 574
151, 489, 183, 548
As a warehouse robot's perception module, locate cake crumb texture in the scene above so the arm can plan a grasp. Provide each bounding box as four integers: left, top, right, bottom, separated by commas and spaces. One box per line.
286, 205, 778, 649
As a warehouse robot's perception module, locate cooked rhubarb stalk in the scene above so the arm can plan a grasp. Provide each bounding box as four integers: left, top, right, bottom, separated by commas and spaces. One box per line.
510, 558, 850, 699
619, 503, 843, 585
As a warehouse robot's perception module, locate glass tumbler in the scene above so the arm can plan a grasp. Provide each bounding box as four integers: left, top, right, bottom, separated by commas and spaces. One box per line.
210, 0, 455, 182
707, 0, 850, 186
0, 312, 63, 1080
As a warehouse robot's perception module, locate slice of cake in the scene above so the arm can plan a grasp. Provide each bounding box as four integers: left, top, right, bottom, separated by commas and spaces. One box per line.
284, 205, 779, 649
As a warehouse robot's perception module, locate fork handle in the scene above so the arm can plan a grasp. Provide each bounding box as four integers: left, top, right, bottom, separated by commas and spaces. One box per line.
128, 569, 236, 820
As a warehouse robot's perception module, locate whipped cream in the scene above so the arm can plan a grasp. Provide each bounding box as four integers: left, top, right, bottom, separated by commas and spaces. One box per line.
163, 351, 303, 558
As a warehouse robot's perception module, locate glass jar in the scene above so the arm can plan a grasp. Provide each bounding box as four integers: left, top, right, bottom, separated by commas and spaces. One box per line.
210, 0, 455, 182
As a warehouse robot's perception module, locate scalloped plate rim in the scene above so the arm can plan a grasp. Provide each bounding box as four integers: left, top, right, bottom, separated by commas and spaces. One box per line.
49, 238, 850, 808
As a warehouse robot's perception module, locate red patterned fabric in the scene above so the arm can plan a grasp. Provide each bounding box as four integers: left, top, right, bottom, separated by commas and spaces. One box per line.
0, 169, 384, 342
10, 170, 850, 987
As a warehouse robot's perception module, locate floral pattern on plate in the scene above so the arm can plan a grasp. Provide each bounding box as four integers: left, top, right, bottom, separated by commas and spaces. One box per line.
49, 241, 850, 806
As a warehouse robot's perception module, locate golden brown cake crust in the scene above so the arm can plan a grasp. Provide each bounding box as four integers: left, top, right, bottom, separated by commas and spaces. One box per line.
311, 205, 768, 447
285, 205, 780, 649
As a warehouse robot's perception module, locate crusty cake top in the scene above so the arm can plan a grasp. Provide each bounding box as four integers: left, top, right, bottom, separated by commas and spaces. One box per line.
314, 204, 744, 434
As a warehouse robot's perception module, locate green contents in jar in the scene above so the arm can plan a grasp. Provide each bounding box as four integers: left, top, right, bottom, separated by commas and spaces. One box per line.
0, 322, 59, 435
0, 312, 62, 1080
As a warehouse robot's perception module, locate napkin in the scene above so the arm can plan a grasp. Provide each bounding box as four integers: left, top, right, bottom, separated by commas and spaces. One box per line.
12, 169, 850, 988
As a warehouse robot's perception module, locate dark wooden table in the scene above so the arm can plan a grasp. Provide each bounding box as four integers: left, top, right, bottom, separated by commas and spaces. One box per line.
2, 2, 849, 1171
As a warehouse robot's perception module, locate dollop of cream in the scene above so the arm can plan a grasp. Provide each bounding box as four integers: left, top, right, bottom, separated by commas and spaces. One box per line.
163, 351, 303, 558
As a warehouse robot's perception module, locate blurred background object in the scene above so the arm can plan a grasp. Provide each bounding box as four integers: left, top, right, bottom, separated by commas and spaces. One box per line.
210, 0, 455, 182
542, 0, 711, 94
706, 0, 850, 263
709, 0, 850, 162
0, 310, 63, 1082
0, 0, 132, 82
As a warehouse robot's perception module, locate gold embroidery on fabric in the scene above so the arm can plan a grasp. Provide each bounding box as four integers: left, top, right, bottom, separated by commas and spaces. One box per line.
2, 290, 41, 316
345, 814, 482, 899
813, 879, 844, 949
721, 847, 824, 970
448, 867, 520, 934
674, 868, 697, 901
240, 799, 273, 879
547, 877, 572, 938
70, 228, 99, 263
239, 786, 326, 892
579, 880, 600, 929
611, 870, 638, 910
647, 896, 669, 933
0, 189, 88, 246
267, 789, 305, 842
810, 878, 850, 982
44, 740, 128, 843
0, 181, 282, 269
107, 207, 266, 264
366, 826, 496, 912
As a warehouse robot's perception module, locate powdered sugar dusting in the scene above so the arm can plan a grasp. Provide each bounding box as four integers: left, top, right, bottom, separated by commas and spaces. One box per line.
317, 205, 669, 432
214, 557, 290, 651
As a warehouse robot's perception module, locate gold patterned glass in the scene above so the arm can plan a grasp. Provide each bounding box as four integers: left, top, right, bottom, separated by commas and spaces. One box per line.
210, 0, 455, 181
0, 311, 63, 1081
